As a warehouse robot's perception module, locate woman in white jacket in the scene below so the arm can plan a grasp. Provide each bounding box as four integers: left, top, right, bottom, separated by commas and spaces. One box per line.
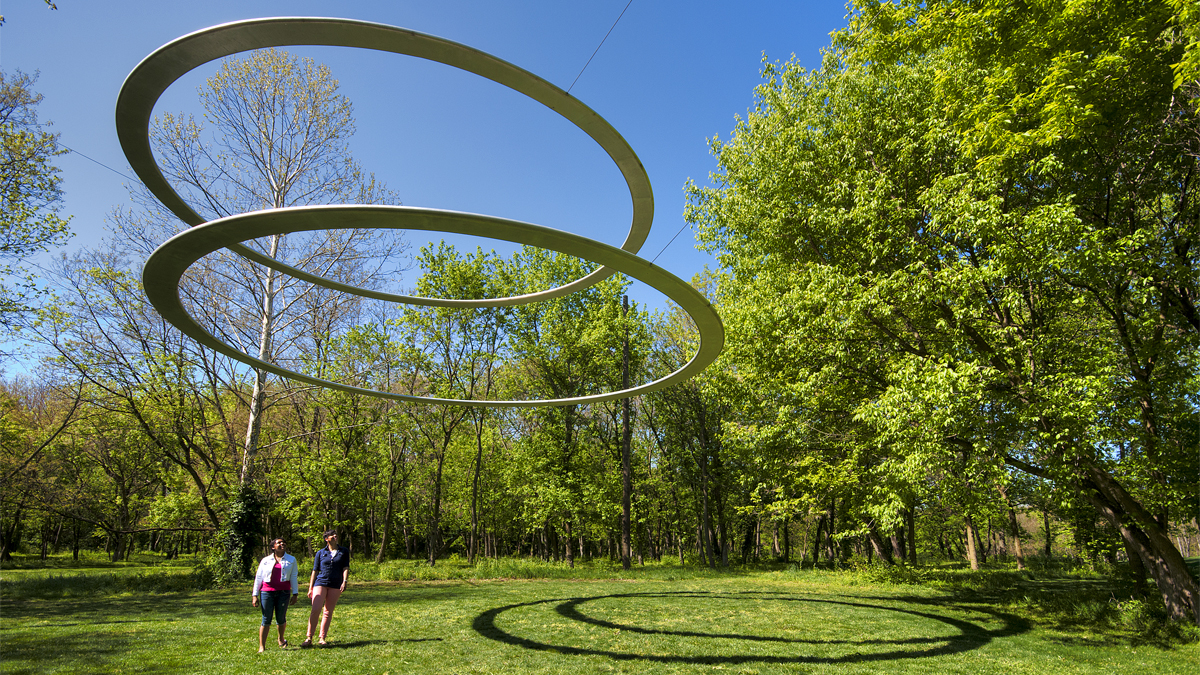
251, 538, 299, 652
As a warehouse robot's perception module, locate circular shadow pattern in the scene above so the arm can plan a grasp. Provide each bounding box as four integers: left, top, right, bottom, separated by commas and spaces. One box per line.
471, 591, 1029, 665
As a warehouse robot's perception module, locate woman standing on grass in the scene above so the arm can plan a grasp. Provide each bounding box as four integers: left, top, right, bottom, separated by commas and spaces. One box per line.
251, 538, 299, 653
302, 530, 350, 647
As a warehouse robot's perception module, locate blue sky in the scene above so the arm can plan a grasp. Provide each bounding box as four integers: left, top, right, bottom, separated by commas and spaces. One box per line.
2, 0, 850, 312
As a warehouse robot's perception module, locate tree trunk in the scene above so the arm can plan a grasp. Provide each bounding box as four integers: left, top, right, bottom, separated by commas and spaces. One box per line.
812, 514, 825, 566
827, 499, 837, 563
866, 519, 893, 565
1081, 464, 1200, 623
1008, 507, 1026, 570
700, 457, 715, 568
621, 295, 632, 571
906, 507, 917, 563
428, 443, 448, 567
564, 520, 574, 568
783, 516, 790, 563
240, 234, 281, 486
964, 515, 980, 570
1043, 508, 1052, 558
890, 530, 906, 564
673, 487, 685, 564
741, 519, 756, 563
469, 414, 485, 565
800, 514, 811, 564
715, 462, 729, 567
375, 436, 405, 564
998, 485, 1026, 571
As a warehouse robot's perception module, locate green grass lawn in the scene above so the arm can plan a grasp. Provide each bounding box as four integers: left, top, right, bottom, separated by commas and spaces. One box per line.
2, 562, 1197, 674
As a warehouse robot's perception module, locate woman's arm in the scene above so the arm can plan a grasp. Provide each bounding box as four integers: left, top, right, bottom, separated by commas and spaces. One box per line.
340, 549, 350, 592
307, 553, 320, 599
287, 555, 300, 604
251, 557, 264, 605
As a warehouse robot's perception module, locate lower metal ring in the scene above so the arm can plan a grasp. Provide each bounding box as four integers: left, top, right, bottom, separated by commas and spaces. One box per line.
143, 205, 724, 407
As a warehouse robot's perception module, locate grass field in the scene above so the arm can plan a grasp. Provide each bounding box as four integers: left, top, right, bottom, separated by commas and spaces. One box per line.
2, 558, 1198, 674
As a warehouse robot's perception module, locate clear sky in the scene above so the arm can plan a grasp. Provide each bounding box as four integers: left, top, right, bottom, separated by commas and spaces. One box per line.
2, 0, 851, 312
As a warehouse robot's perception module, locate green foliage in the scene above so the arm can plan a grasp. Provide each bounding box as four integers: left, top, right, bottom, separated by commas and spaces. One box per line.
1168, 0, 1200, 88
208, 484, 265, 584
687, 0, 1198, 616
2, 567, 202, 598
0, 70, 71, 333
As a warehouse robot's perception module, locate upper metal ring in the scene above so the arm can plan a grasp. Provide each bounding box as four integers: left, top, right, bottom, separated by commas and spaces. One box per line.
117, 17, 653, 307
143, 205, 724, 407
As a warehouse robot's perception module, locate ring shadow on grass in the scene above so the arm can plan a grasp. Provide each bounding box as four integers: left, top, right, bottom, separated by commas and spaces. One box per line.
316, 638, 442, 649
472, 591, 1029, 665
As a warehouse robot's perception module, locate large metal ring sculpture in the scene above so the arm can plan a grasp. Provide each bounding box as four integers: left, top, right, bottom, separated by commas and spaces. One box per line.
122, 17, 724, 406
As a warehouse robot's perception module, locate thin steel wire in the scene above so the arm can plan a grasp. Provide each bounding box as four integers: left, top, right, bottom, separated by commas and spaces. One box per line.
567, 0, 635, 94
55, 141, 138, 182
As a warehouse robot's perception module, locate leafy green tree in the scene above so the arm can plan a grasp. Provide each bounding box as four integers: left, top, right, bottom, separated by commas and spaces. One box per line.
0, 70, 71, 338
502, 247, 643, 567
644, 303, 732, 567
412, 247, 506, 563
37, 254, 238, 531
393, 244, 506, 565
688, 0, 1198, 620
0, 376, 80, 560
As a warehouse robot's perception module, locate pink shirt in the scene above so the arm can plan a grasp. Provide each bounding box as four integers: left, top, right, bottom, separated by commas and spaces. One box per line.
260, 561, 291, 592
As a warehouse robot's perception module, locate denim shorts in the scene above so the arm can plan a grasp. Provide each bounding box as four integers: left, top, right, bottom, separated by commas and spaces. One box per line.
259, 590, 290, 626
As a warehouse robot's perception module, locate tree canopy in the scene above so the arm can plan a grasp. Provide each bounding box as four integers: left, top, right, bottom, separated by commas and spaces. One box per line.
0, 70, 71, 337
687, 0, 1198, 622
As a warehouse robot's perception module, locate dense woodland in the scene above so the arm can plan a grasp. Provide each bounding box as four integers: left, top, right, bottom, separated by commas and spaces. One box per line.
2, 0, 1198, 623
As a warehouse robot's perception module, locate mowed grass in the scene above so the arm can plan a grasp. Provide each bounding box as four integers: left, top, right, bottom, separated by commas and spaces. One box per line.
2, 566, 1198, 675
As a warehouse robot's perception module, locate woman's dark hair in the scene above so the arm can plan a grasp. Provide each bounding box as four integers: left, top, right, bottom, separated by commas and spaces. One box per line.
322, 530, 338, 540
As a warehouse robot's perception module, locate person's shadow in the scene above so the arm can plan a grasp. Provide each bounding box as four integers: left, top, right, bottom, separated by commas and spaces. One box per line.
472, 590, 1029, 665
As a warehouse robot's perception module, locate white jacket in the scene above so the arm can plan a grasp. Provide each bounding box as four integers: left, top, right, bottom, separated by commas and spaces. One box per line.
252, 553, 299, 596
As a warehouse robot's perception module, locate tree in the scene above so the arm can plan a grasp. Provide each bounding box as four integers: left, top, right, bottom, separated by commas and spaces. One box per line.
37, 252, 237, 532
390, 244, 507, 566
0, 375, 80, 560
644, 302, 731, 567
688, 0, 1198, 621
147, 48, 404, 488
503, 247, 646, 567
0, 70, 71, 338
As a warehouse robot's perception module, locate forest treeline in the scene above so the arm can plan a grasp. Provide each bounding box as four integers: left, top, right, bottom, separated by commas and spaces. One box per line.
1, 0, 1197, 623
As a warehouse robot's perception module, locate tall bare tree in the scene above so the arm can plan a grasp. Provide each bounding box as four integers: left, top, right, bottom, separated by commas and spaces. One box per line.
146, 48, 406, 485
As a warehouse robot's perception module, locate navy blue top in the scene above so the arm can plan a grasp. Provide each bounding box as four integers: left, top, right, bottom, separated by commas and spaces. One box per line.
312, 546, 350, 588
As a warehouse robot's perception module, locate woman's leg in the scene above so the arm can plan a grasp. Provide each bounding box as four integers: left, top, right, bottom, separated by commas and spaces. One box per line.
307, 586, 327, 640
258, 592, 273, 652
318, 587, 343, 640
275, 593, 288, 646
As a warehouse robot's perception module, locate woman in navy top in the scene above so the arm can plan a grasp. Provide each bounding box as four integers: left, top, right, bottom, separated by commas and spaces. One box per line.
302, 530, 350, 647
